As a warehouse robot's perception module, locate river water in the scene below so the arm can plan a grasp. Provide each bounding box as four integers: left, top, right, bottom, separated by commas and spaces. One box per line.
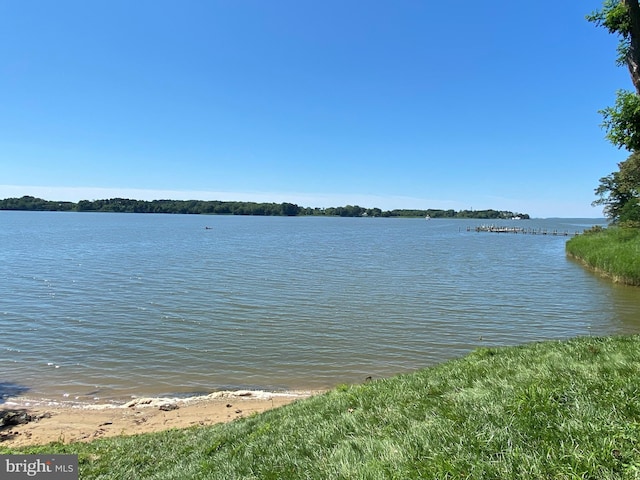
1, 211, 638, 405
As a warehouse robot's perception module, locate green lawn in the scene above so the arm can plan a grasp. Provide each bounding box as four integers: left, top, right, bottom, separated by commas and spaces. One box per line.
3, 335, 640, 479
566, 227, 640, 285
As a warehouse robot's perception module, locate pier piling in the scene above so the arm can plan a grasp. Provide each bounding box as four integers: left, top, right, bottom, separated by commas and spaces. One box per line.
468, 225, 579, 236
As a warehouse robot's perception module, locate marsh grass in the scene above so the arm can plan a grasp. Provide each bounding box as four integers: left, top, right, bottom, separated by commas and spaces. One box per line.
3, 335, 640, 479
566, 227, 640, 285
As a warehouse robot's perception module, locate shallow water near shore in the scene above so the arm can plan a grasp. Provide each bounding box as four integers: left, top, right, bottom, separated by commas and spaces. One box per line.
2, 211, 638, 405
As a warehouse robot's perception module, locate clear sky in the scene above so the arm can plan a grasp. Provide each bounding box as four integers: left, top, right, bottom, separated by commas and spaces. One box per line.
0, 1, 632, 217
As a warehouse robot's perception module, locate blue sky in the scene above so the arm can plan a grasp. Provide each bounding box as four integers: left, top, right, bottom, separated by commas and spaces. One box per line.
0, 1, 632, 217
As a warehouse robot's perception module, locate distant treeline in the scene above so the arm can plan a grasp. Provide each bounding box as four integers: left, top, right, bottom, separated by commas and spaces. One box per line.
0, 196, 530, 219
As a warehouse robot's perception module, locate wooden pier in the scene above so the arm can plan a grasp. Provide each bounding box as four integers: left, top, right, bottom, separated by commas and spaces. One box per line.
468, 225, 580, 236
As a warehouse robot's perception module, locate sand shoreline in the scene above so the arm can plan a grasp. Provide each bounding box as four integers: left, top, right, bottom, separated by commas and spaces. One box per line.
1, 389, 321, 448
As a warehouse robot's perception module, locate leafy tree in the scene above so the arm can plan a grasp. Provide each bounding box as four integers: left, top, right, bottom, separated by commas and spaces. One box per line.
588, 1, 640, 150
589, 1, 640, 222
280, 202, 300, 216
593, 151, 640, 223
587, 0, 640, 93
599, 90, 640, 150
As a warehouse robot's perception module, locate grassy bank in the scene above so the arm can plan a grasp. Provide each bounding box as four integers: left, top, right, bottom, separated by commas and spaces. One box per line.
566, 226, 640, 285
3, 335, 640, 478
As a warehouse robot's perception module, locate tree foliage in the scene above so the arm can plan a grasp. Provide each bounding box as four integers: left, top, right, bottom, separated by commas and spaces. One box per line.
0, 195, 74, 211
589, 1, 640, 223
588, 0, 640, 92
593, 152, 640, 224
0, 196, 529, 219
587, 1, 633, 66
599, 89, 640, 150
588, 1, 640, 151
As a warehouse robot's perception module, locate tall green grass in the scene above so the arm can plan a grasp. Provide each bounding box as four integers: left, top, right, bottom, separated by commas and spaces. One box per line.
3, 335, 640, 479
566, 227, 640, 285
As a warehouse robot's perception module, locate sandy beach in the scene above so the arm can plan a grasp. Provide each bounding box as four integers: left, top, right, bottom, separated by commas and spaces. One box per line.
0, 390, 317, 448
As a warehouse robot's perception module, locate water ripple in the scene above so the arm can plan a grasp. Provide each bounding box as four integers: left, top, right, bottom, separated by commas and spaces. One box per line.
1, 212, 637, 403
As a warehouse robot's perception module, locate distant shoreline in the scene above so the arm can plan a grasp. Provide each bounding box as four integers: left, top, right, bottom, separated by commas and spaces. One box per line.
0, 195, 530, 219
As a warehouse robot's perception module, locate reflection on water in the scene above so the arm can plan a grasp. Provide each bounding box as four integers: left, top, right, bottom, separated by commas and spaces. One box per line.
565, 254, 640, 333
1, 212, 637, 404
597, 280, 640, 332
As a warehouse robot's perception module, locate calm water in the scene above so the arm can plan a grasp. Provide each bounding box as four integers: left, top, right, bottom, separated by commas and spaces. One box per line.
2, 211, 639, 405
